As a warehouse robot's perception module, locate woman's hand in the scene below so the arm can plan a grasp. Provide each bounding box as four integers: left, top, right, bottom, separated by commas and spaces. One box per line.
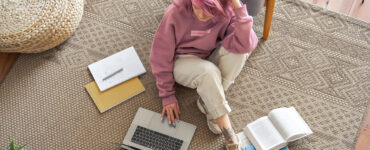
230, 0, 242, 8
161, 103, 180, 125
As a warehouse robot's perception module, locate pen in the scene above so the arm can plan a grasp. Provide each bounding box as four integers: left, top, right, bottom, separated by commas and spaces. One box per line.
102, 68, 123, 81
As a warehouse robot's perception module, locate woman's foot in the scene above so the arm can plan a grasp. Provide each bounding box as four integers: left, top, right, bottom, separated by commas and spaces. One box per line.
196, 97, 222, 134
196, 97, 241, 149
225, 138, 241, 150
226, 143, 241, 150
222, 128, 240, 150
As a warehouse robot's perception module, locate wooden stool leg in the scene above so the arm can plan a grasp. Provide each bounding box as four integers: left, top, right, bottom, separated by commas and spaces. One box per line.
263, 0, 276, 40
0, 53, 19, 83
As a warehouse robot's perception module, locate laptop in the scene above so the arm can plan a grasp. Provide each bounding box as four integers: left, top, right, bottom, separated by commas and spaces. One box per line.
88, 46, 146, 92
122, 107, 197, 150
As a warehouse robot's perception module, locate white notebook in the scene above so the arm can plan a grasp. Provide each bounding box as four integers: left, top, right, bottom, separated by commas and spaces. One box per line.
243, 107, 313, 150
88, 46, 146, 92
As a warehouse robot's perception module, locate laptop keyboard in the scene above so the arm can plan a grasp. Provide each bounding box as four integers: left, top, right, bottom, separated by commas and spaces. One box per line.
131, 126, 183, 150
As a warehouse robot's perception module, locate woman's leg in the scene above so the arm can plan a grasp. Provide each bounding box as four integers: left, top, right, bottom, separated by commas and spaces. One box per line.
216, 114, 238, 144
208, 46, 249, 91
173, 55, 231, 119
173, 54, 239, 145
208, 46, 250, 145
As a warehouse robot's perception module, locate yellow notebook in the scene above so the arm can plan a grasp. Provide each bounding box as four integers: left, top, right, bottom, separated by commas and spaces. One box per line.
85, 77, 145, 113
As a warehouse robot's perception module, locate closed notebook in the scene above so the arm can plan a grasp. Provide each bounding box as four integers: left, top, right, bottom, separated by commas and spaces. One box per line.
86, 77, 145, 113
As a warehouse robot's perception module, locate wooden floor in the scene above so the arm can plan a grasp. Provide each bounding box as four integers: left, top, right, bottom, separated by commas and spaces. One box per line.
304, 0, 370, 22
0, 53, 19, 83
355, 102, 370, 150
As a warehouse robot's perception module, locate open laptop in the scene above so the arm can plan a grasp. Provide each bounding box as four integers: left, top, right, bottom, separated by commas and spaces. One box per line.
122, 107, 196, 150
88, 46, 146, 92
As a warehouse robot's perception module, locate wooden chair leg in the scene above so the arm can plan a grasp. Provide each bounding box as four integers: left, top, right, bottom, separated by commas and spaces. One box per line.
263, 0, 276, 40
0, 52, 19, 83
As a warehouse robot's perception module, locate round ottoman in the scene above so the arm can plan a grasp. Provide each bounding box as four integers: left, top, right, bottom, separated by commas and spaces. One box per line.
0, 0, 84, 53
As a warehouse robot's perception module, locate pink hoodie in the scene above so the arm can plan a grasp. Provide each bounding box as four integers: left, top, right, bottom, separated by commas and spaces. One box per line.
149, 0, 258, 106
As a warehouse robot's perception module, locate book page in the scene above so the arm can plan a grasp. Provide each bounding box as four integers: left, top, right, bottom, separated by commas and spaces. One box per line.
236, 132, 253, 149
237, 132, 290, 150
244, 116, 286, 150
268, 107, 313, 142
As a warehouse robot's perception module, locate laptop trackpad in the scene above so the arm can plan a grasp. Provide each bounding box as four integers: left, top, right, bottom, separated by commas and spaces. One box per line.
148, 114, 177, 136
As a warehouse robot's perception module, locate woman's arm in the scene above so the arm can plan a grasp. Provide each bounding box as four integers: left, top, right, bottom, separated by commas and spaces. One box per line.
230, 0, 242, 8
150, 13, 177, 107
149, 6, 180, 124
221, 3, 258, 54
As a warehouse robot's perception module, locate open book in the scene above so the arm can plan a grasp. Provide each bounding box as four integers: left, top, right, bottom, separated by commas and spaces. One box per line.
243, 107, 312, 150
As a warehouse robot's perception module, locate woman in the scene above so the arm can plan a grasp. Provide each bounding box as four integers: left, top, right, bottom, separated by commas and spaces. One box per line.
149, 0, 258, 149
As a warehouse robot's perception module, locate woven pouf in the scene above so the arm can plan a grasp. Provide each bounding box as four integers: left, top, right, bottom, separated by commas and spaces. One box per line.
0, 0, 84, 53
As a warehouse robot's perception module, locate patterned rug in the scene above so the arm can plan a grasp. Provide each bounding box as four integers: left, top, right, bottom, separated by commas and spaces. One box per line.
1, 0, 369, 149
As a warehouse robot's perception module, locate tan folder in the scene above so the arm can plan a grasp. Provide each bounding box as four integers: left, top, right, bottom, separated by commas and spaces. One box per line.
86, 77, 145, 113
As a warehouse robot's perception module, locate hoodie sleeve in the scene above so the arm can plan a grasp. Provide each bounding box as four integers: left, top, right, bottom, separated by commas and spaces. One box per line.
221, 4, 258, 54
149, 8, 178, 107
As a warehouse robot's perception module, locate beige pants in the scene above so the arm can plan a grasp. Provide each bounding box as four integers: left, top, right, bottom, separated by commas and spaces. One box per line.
173, 46, 249, 120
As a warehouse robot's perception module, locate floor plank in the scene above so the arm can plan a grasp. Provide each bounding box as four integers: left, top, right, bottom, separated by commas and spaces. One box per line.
0, 53, 19, 83
362, 102, 370, 130
349, 0, 370, 22
327, 0, 354, 15
305, 0, 369, 22
355, 101, 370, 150
355, 128, 370, 150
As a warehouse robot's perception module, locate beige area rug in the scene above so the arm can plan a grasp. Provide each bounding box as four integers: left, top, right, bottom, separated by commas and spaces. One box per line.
1, 0, 369, 149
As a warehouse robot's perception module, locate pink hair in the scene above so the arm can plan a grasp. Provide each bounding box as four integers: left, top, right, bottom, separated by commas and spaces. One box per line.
190, 0, 231, 18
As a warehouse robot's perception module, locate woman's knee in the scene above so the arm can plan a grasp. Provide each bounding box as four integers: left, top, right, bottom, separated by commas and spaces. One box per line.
220, 46, 249, 62
199, 62, 221, 78
173, 58, 221, 88
234, 53, 248, 62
